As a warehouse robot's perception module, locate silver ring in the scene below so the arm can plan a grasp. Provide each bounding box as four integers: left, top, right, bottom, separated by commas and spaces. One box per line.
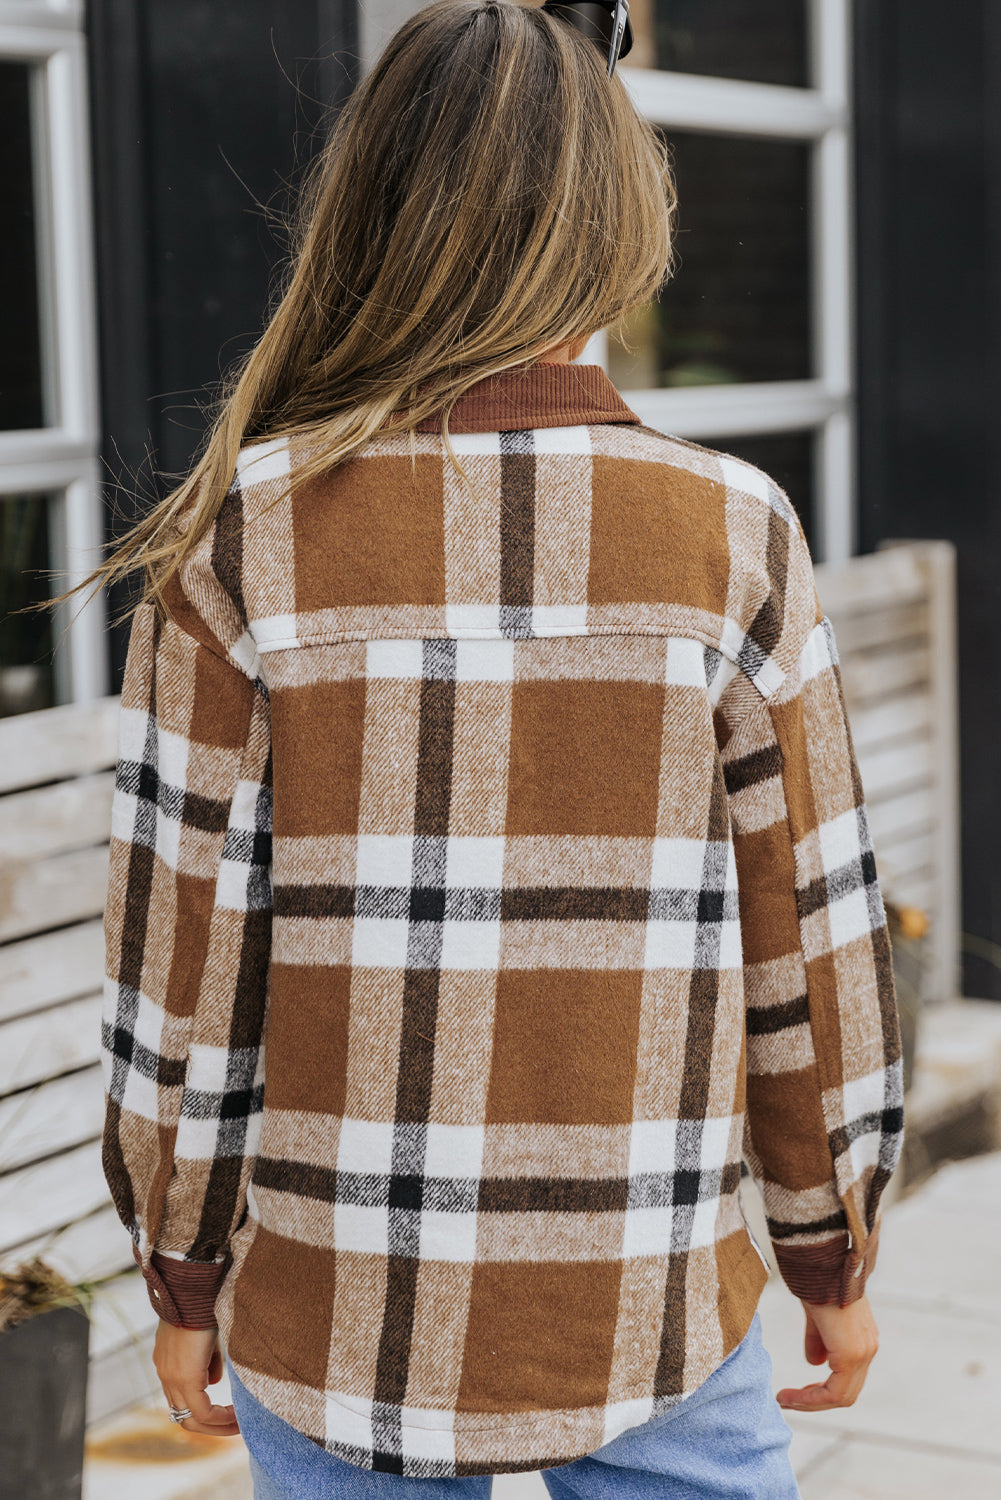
168, 1406, 193, 1424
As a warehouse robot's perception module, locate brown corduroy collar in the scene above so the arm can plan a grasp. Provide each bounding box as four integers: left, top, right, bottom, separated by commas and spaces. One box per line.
412, 363, 641, 433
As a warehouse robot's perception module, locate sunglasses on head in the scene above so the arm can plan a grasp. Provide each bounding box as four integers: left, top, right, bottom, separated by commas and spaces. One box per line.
540, 0, 633, 79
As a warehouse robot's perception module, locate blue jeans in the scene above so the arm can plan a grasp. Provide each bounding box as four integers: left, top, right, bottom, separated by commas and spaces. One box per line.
225, 1314, 799, 1500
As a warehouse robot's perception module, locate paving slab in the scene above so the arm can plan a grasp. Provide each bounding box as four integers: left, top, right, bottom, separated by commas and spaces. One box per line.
797, 1434, 1001, 1499
786, 1426, 844, 1479
869, 1188, 1001, 1322
906, 1001, 1001, 1129
907, 1148, 1001, 1205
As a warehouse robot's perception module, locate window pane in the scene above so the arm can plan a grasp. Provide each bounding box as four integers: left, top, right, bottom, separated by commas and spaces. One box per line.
1, 494, 55, 717
716, 430, 815, 551
610, 130, 812, 389
0, 63, 45, 431
627, 0, 810, 88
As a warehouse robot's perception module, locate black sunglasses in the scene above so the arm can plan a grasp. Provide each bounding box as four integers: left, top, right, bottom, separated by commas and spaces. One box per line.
540, 0, 633, 79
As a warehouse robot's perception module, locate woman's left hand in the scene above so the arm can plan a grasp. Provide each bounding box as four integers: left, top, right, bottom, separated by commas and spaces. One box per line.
152, 1320, 242, 1437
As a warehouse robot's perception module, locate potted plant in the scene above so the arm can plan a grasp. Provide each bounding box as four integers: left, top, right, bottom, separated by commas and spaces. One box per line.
885, 899, 930, 1095
0, 1257, 91, 1500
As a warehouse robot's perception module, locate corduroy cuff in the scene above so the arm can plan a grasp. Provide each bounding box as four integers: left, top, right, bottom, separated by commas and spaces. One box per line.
132, 1241, 229, 1329
773, 1219, 881, 1306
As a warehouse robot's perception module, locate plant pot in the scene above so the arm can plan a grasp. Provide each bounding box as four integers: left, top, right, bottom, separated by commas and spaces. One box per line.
890, 932, 927, 1095
884, 900, 930, 1096
0, 1303, 90, 1500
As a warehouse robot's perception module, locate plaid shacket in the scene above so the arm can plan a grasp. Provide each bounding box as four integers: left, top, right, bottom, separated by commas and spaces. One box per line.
101, 363, 903, 1477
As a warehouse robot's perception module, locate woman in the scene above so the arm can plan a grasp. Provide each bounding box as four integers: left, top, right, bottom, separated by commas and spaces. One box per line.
78, 1, 902, 1495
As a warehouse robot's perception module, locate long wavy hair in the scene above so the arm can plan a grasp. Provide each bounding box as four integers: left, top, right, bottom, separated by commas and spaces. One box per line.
40, 0, 675, 629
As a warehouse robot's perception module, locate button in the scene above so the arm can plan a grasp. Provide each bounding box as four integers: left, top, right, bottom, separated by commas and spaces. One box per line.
153, 1289, 161, 1298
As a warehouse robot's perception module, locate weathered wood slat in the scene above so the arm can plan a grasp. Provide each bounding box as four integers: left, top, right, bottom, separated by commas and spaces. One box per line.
87, 1327, 160, 1427
866, 787, 936, 846
853, 734, 935, 800
817, 541, 960, 1003
845, 691, 933, 755
0, 1203, 132, 1285
885, 870, 937, 919
0, 843, 110, 943
84, 1271, 165, 1421
829, 600, 929, 657
0, 1138, 109, 1253
0, 772, 115, 862
0, 920, 105, 1025
839, 644, 930, 704
0, 1064, 105, 1173
815, 545, 926, 615
88, 1266, 160, 1362
0, 993, 102, 1095
874, 831, 938, 889
0, 695, 120, 794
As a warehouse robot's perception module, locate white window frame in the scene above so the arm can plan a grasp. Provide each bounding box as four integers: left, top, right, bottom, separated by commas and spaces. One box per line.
0, 0, 107, 703
595, 0, 855, 563
362, 0, 854, 559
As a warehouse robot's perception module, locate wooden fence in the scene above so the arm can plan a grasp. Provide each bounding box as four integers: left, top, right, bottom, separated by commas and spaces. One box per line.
0, 697, 159, 1420
815, 541, 961, 1004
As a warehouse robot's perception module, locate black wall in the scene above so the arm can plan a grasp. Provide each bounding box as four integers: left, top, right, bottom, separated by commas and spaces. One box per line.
87, 0, 357, 673
854, 1, 1001, 998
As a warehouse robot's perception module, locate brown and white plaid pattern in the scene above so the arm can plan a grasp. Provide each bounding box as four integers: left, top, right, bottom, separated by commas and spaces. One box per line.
101, 365, 902, 1476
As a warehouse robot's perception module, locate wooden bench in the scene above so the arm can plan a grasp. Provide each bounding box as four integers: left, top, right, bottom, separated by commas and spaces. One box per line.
0, 538, 963, 1424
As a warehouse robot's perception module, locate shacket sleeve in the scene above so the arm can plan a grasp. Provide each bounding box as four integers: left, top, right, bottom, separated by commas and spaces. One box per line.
719, 562, 904, 1306
100, 584, 273, 1330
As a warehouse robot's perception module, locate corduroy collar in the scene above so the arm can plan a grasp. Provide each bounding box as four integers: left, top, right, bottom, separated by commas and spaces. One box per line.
412, 363, 641, 433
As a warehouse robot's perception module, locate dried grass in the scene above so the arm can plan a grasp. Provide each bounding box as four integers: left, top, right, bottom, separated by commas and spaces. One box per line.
0, 1256, 89, 1335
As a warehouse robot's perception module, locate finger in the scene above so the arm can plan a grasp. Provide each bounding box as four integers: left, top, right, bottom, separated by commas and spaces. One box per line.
181, 1412, 242, 1437
804, 1322, 827, 1366
163, 1384, 241, 1438
167, 1406, 242, 1438
777, 1361, 866, 1411
179, 1385, 240, 1431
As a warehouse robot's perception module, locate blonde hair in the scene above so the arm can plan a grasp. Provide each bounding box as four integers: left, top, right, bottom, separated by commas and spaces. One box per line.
42, 0, 675, 629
